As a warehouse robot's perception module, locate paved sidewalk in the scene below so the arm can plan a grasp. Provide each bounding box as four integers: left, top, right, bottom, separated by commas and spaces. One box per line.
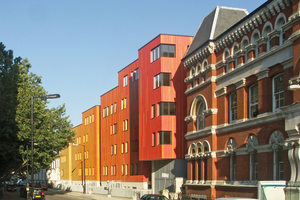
49, 188, 132, 200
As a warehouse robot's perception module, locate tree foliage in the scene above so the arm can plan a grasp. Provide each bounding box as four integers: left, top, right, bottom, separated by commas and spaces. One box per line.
0, 42, 75, 179
0, 43, 22, 179
16, 59, 76, 171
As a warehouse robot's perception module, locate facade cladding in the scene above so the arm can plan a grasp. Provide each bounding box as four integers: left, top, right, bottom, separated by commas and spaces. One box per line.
59, 0, 300, 199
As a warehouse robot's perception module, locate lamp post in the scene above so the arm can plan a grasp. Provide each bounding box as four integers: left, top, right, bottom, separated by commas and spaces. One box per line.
73, 143, 86, 194
31, 94, 60, 195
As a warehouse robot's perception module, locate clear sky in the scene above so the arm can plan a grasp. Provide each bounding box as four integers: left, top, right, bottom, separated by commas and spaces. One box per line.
1, 0, 265, 127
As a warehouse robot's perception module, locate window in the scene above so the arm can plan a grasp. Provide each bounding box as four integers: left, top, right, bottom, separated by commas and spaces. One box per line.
123, 119, 128, 131
250, 151, 258, 181
114, 102, 117, 113
113, 123, 117, 134
125, 142, 128, 153
111, 145, 113, 155
151, 104, 155, 118
83, 134, 85, 143
158, 131, 171, 145
136, 140, 138, 152
273, 74, 284, 112
135, 68, 139, 80
196, 101, 205, 130
131, 164, 134, 175
158, 102, 176, 116
114, 144, 117, 155
274, 148, 284, 180
151, 44, 175, 62
227, 138, 237, 181
86, 134, 88, 142
125, 164, 128, 175
123, 75, 128, 87
135, 163, 138, 175
121, 143, 124, 154
121, 98, 127, 110
269, 131, 285, 180
103, 107, 109, 118
247, 135, 258, 181
229, 93, 237, 123
152, 133, 156, 146
132, 140, 135, 152
86, 151, 89, 159
122, 165, 124, 175
249, 84, 258, 118
111, 104, 113, 114
154, 73, 171, 89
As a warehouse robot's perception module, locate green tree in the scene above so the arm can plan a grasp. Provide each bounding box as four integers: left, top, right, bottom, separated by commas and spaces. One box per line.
0, 42, 22, 179
16, 59, 75, 172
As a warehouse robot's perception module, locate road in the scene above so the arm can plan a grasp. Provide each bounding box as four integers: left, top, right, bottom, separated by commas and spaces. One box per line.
1, 187, 86, 200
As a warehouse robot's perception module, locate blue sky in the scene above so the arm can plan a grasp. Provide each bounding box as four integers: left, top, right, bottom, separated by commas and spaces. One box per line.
1, 0, 264, 127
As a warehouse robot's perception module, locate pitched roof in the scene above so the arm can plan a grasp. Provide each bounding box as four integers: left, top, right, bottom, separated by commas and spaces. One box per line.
184, 6, 248, 59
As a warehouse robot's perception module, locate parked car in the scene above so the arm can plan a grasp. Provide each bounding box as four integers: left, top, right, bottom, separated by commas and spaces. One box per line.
6, 184, 17, 191
139, 194, 168, 200
40, 183, 47, 191
29, 188, 45, 200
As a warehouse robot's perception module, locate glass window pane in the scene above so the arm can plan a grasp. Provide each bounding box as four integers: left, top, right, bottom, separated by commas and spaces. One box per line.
162, 73, 171, 86
169, 45, 175, 57
162, 45, 169, 57
163, 131, 171, 144
169, 103, 176, 115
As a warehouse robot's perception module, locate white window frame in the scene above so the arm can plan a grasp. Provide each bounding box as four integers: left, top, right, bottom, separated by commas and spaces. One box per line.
273, 73, 284, 112
123, 75, 128, 87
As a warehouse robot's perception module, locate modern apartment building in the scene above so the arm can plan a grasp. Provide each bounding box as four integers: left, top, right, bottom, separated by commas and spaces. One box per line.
182, 0, 300, 199
100, 34, 193, 193
60, 34, 193, 194
60, 106, 101, 189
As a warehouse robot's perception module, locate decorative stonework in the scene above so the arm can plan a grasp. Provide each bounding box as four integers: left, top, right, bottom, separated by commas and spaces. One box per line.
246, 135, 258, 152
234, 78, 246, 89
269, 130, 285, 149
215, 87, 227, 98
255, 69, 269, 80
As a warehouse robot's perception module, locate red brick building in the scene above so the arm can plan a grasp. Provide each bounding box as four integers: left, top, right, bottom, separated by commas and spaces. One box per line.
182, 0, 300, 199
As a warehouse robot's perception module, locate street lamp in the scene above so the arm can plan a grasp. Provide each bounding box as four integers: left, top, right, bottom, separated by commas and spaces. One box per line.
31, 94, 60, 196
73, 143, 86, 194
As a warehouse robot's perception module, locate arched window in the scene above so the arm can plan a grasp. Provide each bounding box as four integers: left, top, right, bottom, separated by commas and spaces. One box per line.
263, 24, 272, 51
190, 95, 207, 130
196, 63, 201, 74
203, 141, 210, 181
241, 37, 249, 62
273, 73, 284, 112
246, 135, 258, 181
269, 130, 285, 180
188, 143, 197, 155
251, 31, 260, 58
275, 14, 286, 44
196, 101, 205, 130
227, 138, 237, 181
